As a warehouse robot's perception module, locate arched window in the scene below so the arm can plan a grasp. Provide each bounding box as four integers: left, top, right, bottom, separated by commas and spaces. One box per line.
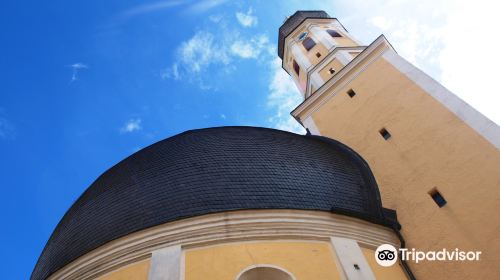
236, 265, 295, 280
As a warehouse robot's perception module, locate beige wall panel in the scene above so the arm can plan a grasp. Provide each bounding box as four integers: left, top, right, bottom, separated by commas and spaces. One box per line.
310, 56, 500, 279
306, 41, 329, 66
333, 36, 358, 47
98, 259, 150, 280
313, 27, 358, 47
185, 241, 341, 280
319, 59, 345, 80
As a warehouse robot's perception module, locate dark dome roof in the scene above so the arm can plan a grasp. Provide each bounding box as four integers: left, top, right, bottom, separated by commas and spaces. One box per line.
32, 126, 398, 280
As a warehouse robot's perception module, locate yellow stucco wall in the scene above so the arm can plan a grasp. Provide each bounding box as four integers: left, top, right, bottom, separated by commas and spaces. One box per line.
185, 241, 342, 280
308, 54, 500, 279
97, 259, 150, 280
331, 35, 357, 47
306, 39, 328, 66
319, 58, 345, 80
362, 248, 408, 279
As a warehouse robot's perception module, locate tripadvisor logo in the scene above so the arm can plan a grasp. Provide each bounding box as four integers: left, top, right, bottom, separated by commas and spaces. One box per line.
375, 244, 482, 266
375, 244, 398, 267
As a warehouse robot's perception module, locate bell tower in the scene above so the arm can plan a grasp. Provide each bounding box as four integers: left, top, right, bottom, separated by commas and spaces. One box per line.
279, 11, 363, 97
279, 10, 500, 280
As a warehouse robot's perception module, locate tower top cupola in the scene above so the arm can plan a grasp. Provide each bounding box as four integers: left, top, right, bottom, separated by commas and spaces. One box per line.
278, 10, 363, 98
278, 11, 331, 59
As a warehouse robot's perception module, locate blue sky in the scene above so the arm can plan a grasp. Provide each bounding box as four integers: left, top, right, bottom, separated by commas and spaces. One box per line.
0, 0, 498, 278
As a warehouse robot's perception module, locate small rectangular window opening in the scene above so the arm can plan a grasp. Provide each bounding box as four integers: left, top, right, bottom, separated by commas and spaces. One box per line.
347, 89, 356, 98
316, 52, 322, 58
302, 37, 317, 51
327, 29, 342, 37
379, 128, 391, 140
428, 188, 447, 208
293, 60, 300, 76
328, 68, 335, 74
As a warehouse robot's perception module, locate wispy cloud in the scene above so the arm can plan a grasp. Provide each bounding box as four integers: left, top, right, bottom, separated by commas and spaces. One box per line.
230, 35, 273, 59
69, 63, 88, 82
266, 58, 305, 134
0, 116, 16, 140
118, 0, 185, 19
178, 31, 231, 73
161, 30, 232, 89
208, 14, 223, 23
114, 0, 226, 25
186, 0, 228, 14
161, 5, 302, 133
230, 40, 256, 58
163, 21, 273, 90
120, 118, 142, 133
161, 63, 181, 80
236, 8, 258, 27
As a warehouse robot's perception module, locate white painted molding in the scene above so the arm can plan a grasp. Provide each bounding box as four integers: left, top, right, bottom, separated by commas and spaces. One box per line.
310, 72, 324, 90
310, 26, 336, 50
291, 44, 311, 69
330, 237, 376, 280
148, 246, 181, 280
303, 116, 321, 135
382, 50, 500, 149
48, 210, 398, 280
338, 51, 353, 65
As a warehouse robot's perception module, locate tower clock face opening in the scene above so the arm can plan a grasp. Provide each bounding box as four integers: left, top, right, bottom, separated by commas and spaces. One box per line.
298, 31, 308, 41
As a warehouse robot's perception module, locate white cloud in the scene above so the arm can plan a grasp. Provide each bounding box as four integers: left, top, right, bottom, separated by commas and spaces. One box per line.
437, 0, 500, 125
161, 63, 180, 80
369, 16, 391, 31
121, 118, 142, 133
236, 8, 258, 27
115, 0, 226, 25
162, 7, 300, 132
165, 27, 274, 90
298, 0, 499, 124
186, 0, 228, 14
230, 41, 256, 58
231, 35, 274, 59
208, 14, 223, 23
119, 0, 184, 18
163, 30, 233, 90
69, 63, 88, 82
70, 63, 88, 69
0, 117, 15, 140
179, 31, 231, 73
266, 58, 305, 134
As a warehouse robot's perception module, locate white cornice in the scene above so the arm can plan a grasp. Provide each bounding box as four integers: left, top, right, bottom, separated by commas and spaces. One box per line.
48, 210, 398, 280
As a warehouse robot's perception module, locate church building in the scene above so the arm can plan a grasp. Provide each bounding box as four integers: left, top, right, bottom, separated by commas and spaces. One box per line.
31, 10, 499, 280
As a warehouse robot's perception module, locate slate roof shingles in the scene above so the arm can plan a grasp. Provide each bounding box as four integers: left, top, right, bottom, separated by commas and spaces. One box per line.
32, 126, 397, 280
